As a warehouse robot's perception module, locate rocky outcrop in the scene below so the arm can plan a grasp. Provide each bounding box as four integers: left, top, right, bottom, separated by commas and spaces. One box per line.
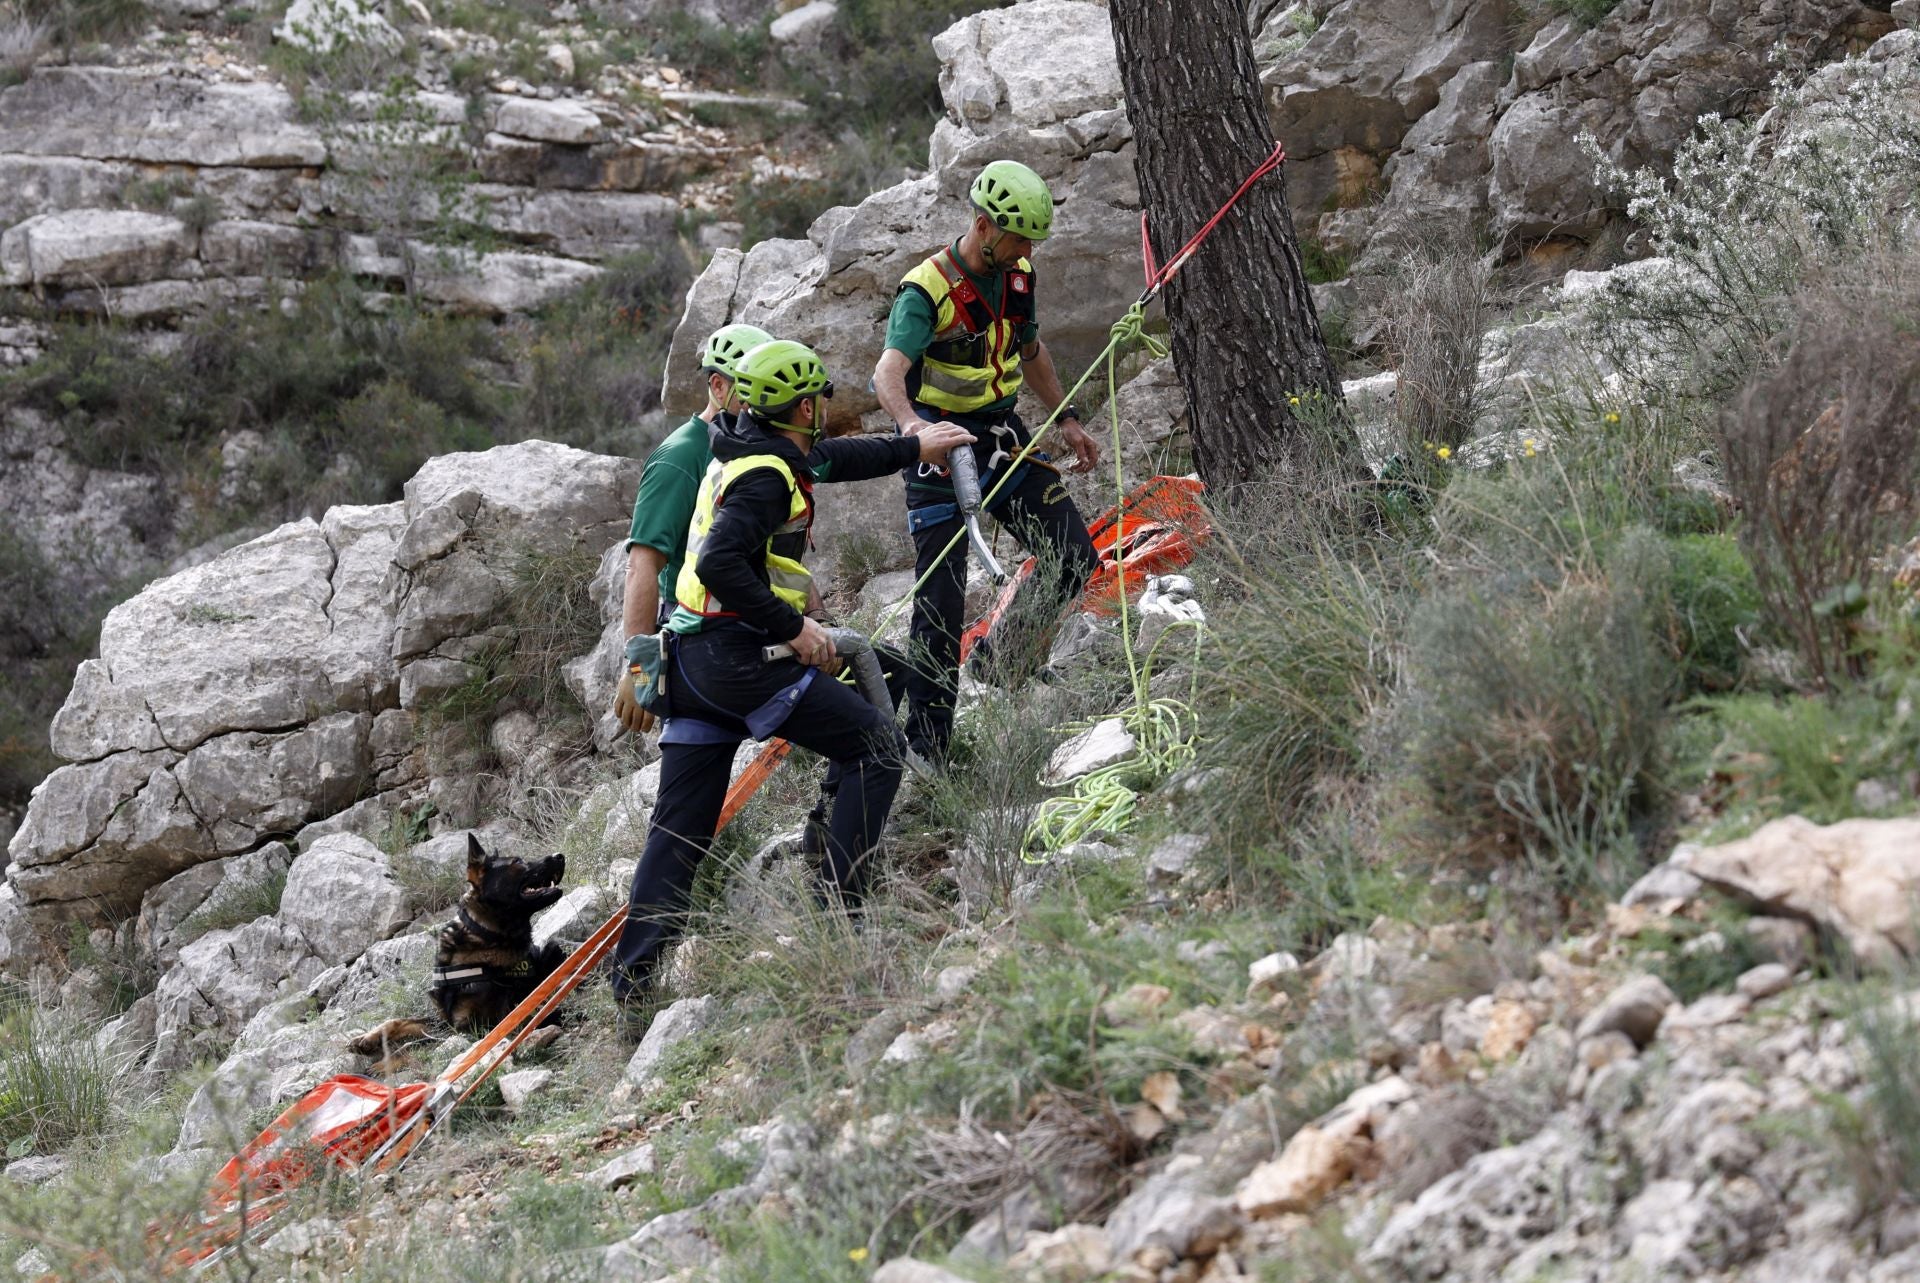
5, 439, 637, 937
0, 55, 715, 317
1264, 0, 1891, 253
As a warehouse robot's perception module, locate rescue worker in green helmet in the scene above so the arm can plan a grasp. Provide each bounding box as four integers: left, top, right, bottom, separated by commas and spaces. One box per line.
872, 159, 1103, 763
613, 321, 772, 735
610, 340, 974, 1005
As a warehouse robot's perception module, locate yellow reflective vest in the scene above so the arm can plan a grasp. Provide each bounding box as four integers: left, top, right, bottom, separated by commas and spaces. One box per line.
898, 247, 1036, 415
675, 453, 814, 619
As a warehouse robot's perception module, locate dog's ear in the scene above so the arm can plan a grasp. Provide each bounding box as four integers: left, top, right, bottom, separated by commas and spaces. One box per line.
466, 833, 487, 888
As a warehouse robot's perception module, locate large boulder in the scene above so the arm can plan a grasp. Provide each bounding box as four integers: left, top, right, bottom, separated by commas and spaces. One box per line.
278, 834, 411, 966
1677, 816, 1920, 968
7, 506, 403, 922
1262, 0, 1886, 255
7, 441, 639, 940
1486, 0, 1879, 245
0, 209, 198, 289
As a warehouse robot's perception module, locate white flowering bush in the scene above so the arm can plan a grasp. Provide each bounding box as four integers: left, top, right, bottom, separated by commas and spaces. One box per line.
1583, 46, 1920, 398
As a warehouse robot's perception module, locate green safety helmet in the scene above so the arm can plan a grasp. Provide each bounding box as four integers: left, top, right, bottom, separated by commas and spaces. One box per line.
699, 322, 774, 378
970, 160, 1054, 242
732, 339, 834, 428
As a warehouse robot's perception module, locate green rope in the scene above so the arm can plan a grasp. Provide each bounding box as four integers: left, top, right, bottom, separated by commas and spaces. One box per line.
1021, 305, 1200, 861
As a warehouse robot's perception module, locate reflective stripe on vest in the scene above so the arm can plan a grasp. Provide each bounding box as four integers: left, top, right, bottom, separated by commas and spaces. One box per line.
676, 454, 814, 618
899, 248, 1034, 414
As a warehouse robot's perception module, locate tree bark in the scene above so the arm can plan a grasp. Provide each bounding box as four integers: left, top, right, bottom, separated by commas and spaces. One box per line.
1108, 0, 1345, 490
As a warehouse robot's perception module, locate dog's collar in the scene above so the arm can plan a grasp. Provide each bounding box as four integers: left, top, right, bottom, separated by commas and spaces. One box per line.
455, 905, 530, 947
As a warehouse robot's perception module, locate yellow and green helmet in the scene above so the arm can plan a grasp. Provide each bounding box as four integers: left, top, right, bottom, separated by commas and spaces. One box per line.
699, 322, 774, 378
970, 160, 1054, 242
732, 339, 833, 430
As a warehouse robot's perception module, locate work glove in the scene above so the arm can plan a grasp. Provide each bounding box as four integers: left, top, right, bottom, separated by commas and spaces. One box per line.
612, 668, 654, 735
614, 633, 667, 735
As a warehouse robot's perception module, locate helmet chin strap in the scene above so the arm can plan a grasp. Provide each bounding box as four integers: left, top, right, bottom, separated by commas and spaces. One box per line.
981, 227, 1012, 269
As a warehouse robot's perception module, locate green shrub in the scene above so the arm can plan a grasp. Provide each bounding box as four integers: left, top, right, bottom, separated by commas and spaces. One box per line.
1398, 529, 1674, 894
1693, 645, 1920, 833
1194, 538, 1403, 860
1663, 532, 1761, 694
1587, 55, 1920, 402
0, 1004, 115, 1153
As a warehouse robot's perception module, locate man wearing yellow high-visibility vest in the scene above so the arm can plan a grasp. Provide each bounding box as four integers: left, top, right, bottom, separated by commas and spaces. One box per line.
872, 160, 1102, 763
610, 340, 973, 1005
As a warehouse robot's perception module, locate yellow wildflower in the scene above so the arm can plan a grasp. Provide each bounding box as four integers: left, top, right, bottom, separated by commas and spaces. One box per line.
1436, 446, 1452, 460
848, 1247, 870, 1263
1288, 395, 1300, 407
1604, 411, 1621, 424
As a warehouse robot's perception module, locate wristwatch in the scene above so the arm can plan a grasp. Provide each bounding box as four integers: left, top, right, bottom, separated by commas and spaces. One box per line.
1060, 402, 1083, 424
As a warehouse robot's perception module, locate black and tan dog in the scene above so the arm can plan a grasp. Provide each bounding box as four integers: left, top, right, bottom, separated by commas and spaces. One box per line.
349, 834, 569, 1057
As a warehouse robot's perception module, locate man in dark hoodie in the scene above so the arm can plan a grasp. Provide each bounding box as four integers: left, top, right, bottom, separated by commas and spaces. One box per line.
611, 339, 974, 1005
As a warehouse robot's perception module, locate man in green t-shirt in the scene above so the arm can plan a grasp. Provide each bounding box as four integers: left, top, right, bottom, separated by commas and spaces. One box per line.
871, 160, 1102, 762
612, 323, 772, 734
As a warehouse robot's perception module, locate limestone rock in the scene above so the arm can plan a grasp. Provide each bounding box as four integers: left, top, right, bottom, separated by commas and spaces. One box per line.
498, 1068, 554, 1112
174, 1016, 356, 1151
149, 917, 327, 1072
1575, 974, 1676, 1049
1044, 718, 1136, 784
1622, 861, 1705, 908
532, 885, 608, 951
770, 0, 837, 52
1363, 1124, 1589, 1278
136, 843, 296, 970
279, 834, 410, 967
626, 994, 721, 1086
1480, 999, 1537, 1061
1147, 833, 1207, 886
591, 1142, 657, 1190
4, 1156, 66, 1185
1679, 816, 1920, 968
491, 96, 605, 145
410, 247, 602, 315
1, 209, 196, 288
276, 0, 403, 53
1006, 1224, 1112, 1281
1737, 964, 1793, 1001
1263, 0, 1510, 217
0, 68, 326, 169
1237, 1125, 1355, 1218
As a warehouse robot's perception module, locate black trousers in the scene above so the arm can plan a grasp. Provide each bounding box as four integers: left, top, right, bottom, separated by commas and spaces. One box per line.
901, 414, 1099, 761
611, 625, 908, 999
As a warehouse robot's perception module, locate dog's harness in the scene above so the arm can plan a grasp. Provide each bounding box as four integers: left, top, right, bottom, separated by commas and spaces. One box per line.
430, 910, 538, 996
430, 956, 538, 995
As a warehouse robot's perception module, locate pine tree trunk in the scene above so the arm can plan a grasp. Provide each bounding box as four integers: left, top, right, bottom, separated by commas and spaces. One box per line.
1108, 0, 1346, 490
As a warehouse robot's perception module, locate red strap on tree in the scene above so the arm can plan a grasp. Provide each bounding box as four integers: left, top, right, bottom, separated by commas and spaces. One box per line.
1140, 141, 1287, 300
